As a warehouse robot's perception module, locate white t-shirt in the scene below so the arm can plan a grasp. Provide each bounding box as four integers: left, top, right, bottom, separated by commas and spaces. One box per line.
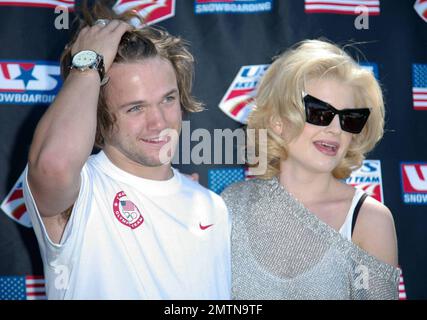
23, 151, 231, 300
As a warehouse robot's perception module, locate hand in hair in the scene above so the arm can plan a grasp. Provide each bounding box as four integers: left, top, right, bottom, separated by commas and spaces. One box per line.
71, 20, 134, 73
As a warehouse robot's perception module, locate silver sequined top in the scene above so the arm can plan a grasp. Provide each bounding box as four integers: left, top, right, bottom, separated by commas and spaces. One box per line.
221, 177, 400, 300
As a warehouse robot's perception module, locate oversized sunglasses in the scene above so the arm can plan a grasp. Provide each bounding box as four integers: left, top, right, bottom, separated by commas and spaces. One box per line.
302, 92, 371, 134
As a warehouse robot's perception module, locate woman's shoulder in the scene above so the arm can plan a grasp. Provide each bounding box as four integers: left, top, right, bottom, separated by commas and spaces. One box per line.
221, 178, 260, 198
355, 196, 396, 240
220, 178, 268, 209
352, 195, 398, 267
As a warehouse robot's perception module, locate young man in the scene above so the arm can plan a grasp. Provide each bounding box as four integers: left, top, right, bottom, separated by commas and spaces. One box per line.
23, 13, 230, 299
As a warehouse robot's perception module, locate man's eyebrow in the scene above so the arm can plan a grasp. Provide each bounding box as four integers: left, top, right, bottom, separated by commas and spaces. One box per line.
119, 89, 179, 109
164, 89, 179, 97
119, 100, 147, 110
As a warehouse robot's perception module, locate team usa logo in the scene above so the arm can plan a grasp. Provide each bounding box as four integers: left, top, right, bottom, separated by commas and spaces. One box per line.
401, 163, 427, 205
0, 171, 31, 228
346, 160, 384, 203
113, 191, 144, 229
0, 0, 74, 9
414, 0, 427, 23
0, 61, 62, 105
219, 64, 269, 124
194, 0, 273, 14
113, 0, 175, 26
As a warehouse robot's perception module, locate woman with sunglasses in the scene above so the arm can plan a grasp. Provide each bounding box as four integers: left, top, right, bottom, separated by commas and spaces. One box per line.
222, 39, 400, 299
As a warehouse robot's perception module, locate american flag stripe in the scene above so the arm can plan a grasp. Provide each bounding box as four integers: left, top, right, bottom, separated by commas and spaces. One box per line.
11, 203, 27, 220
114, 0, 153, 13
224, 88, 255, 117
26, 276, 46, 300
413, 64, 427, 110
121, 200, 135, 211
414, 0, 427, 22
6, 187, 23, 202
113, 0, 175, 27
0, 0, 74, 9
305, 0, 380, 15
1, 171, 32, 228
244, 167, 256, 180
398, 269, 407, 300
413, 88, 427, 110
230, 98, 254, 117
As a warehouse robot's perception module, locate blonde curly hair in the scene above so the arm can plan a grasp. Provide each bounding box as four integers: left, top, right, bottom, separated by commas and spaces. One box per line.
248, 39, 385, 179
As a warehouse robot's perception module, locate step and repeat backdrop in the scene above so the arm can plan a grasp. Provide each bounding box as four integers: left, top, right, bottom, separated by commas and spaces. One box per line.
0, 0, 426, 299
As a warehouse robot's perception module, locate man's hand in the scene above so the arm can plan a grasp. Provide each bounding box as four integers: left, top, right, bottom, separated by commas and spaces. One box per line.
71, 20, 134, 73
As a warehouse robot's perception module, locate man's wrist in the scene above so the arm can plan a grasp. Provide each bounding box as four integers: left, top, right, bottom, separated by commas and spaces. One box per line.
70, 50, 105, 84
68, 68, 101, 83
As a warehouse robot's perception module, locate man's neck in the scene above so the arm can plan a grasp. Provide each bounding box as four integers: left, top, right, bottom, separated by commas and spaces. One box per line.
103, 148, 173, 181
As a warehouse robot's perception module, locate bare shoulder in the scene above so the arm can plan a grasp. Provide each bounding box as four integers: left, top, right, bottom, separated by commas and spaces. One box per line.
352, 195, 398, 267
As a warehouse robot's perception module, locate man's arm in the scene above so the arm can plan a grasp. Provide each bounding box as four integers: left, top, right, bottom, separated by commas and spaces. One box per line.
27, 20, 132, 243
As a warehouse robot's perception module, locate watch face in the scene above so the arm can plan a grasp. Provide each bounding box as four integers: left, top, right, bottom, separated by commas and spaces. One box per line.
72, 50, 97, 68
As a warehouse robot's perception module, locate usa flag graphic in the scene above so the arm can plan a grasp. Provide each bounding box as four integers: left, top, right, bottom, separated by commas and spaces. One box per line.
219, 64, 269, 124
208, 167, 255, 194
412, 64, 427, 110
208, 168, 245, 194
0, 171, 31, 228
0, 276, 46, 300
121, 200, 136, 211
0, 0, 74, 9
304, 0, 380, 15
414, 0, 427, 23
113, 0, 175, 26
360, 62, 379, 80
398, 267, 407, 300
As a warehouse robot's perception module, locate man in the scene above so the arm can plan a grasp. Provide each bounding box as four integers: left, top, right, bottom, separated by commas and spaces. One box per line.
22, 10, 230, 299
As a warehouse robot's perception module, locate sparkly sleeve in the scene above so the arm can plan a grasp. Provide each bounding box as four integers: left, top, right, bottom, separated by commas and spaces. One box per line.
349, 252, 401, 300
220, 180, 250, 219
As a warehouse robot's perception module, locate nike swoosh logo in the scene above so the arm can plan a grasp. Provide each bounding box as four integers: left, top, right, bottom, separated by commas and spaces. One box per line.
199, 223, 214, 230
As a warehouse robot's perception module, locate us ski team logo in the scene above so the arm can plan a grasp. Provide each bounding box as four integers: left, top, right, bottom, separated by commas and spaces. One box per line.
113, 191, 144, 229
346, 160, 384, 203
113, 0, 175, 26
219, 64, 269, 124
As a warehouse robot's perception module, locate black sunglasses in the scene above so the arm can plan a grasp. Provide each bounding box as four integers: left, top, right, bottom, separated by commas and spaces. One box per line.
302, 93, 371, 134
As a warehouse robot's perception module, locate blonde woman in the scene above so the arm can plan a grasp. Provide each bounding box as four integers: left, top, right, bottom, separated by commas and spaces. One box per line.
222, 40, 400, 299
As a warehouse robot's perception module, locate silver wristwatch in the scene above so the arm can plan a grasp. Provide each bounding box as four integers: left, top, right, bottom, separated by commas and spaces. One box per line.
70, 50, 105, 83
